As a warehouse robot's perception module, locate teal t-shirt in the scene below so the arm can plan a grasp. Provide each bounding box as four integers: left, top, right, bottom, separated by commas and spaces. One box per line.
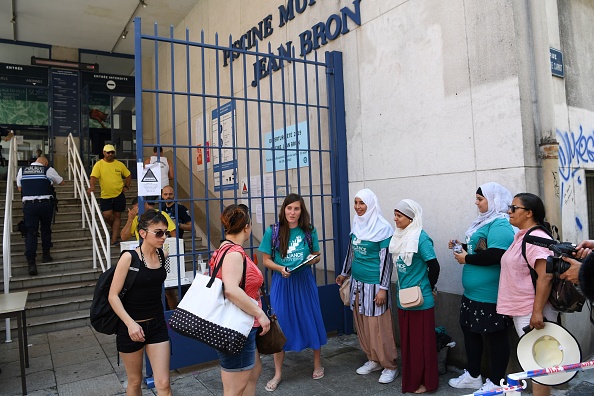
462, 217, 514, 303
350, 235, 391, 284
259, 225, 320, 271
395, 230, 436, 310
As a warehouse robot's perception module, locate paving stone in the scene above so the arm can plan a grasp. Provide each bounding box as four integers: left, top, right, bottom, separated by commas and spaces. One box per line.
52, 345, 107, 368
54, 357, 113, 385
48, 326, 95, 341
56, 373, 123, 396
49, 334, 99, 354
0, 354, 53, 376
0, 369, 56, 396
567, 381, 594, 396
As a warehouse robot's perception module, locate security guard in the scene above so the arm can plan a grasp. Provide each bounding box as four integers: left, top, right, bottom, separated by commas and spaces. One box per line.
16, 156, 64, 275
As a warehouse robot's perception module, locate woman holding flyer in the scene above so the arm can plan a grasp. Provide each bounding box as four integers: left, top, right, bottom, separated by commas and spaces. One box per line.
259, 194, 327, 392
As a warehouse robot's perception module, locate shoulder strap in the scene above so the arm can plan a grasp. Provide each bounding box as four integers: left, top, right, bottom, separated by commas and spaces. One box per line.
522, 225, 553, 289
305, 227, 313, 252
271, 222, 280, 260
207, 243, 247, 290
118, 250, 142, 298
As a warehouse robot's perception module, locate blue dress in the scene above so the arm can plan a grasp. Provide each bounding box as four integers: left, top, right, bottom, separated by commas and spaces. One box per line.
259, 226, 327, 351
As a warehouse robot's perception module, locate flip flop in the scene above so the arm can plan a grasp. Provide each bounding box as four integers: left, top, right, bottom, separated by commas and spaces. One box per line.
265, 378, 282, 392
312, 367, 325, 380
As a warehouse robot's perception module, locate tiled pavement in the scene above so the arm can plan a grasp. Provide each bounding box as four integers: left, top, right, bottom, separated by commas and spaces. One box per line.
0, 326, 593, 395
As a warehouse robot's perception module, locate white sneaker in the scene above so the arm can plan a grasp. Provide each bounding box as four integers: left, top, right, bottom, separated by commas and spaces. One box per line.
378, 368, 399, 384
448, 369, 483, 389
477, 379, 498, 393
356, 360, 383, 375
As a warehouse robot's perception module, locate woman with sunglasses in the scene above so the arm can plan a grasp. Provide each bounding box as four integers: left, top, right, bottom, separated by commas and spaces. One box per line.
108, 210, 172, 396
497, 193, 555, 396
210, 204, 270, 396
390, 199, 439, 394
447, 182, 515, 393
259, 194, 326, 391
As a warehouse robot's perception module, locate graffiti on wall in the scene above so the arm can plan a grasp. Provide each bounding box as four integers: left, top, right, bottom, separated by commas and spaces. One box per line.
557, 125, 594, 231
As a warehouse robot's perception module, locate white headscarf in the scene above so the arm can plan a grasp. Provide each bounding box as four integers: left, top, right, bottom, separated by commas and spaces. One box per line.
465, 182, 513, 240
389, 199, 423, 266
351, 189, 394, 242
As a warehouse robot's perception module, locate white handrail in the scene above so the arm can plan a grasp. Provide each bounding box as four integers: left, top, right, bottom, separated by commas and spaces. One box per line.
3, 135, 18, 341
67, 134, 111, 272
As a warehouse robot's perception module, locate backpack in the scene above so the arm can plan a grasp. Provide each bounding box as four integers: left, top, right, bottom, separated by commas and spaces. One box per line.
90, 249, 164, 334
521, 226, 585, 313
270, 222, 313, 260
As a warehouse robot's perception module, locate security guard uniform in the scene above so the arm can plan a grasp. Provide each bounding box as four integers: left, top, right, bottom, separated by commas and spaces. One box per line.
16, 160, 63, 275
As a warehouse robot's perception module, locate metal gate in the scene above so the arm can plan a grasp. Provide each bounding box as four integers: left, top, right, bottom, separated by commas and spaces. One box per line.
134, 18, 351, 369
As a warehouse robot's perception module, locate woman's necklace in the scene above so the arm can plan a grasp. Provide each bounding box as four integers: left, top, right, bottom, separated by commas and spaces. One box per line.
140, 247, 162, 269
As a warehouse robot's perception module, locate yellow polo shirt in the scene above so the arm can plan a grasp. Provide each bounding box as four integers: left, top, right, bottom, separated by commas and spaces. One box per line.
90, 159, 131, 199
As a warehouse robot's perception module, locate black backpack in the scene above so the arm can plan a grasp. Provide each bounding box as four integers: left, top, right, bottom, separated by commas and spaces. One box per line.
521, 226, 585, 313
90, 249, 163, 334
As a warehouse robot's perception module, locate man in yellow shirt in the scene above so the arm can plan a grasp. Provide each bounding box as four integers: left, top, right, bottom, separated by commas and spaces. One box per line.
120, 196, 176, 241
87, 144, 131, 245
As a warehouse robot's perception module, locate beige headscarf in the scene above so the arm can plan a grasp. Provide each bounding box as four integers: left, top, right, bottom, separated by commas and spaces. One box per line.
389, 199, 423, 266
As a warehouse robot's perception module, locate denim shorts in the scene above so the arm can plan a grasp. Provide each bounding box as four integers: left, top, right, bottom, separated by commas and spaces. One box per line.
217, 327, 258, 372
116, 315, 169, 353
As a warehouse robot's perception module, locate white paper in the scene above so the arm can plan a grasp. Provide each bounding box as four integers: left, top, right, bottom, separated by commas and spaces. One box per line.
137, 162, 162, 196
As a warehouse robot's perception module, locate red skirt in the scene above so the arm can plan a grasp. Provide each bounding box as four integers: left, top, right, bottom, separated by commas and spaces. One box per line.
398, 307, 439, 393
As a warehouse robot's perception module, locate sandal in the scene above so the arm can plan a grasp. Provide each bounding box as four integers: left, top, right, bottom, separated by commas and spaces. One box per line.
312, 367, 325, 380
265, 378, 282, 392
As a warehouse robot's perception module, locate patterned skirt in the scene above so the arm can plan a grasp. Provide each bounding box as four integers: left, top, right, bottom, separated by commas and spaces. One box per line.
459, 295, 511, 333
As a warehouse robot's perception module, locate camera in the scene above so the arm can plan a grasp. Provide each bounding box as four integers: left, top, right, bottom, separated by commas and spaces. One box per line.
524, 235, 578, 276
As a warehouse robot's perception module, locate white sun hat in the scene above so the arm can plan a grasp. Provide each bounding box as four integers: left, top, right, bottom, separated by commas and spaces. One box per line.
517, 322, 582, 386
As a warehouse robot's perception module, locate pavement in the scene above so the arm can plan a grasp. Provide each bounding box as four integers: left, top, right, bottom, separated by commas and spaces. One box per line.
1, 326, 593, 396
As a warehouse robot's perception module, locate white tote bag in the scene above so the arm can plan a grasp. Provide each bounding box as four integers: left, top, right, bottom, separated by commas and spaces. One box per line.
169, 246, 256, 355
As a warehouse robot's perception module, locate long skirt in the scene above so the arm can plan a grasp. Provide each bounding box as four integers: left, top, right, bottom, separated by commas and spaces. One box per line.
270, 268, 327, 351
398, 307, 439, 393
353, 293, 398, 370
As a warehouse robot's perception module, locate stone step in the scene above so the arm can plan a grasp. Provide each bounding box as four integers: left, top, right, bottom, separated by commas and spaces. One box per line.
25, 294, 93, 318
13, 279, 97, 302
1, 253, 119, 278
6, 267, 101, 290
1, 308, 92, 336
2, 246, 120, 265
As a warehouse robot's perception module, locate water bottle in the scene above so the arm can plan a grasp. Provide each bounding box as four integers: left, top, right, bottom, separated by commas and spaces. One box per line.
197, 254, 206, 274
453, 242, 463, 254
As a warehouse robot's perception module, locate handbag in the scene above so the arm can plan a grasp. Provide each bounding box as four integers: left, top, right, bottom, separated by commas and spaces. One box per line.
256, 286, 287, 354
169, 245, 256, 355
339, 277, 351, 306
397, 273, 424, 308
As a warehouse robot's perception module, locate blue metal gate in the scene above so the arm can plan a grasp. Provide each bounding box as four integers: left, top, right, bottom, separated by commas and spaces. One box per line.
134, 18, 351, 370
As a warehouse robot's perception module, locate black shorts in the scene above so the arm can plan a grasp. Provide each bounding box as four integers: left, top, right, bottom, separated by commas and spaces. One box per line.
100, 193, 127, 213
116, 315, 169, 353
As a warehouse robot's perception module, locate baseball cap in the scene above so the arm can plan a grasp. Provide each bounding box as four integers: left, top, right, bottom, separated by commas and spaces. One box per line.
103, 144, 116, 153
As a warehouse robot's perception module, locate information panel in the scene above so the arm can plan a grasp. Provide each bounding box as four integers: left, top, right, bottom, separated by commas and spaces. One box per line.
51, 69, 80, 136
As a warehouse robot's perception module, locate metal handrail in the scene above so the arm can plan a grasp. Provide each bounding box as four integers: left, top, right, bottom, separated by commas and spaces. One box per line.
2, 136, 18, 341
67, 134, 111, 272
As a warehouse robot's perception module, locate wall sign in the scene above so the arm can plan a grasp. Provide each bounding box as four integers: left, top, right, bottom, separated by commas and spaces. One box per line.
51, 69, 80, 136
264, 120, 310, 172
212, 101, 238, 191
550, 48, 564, 78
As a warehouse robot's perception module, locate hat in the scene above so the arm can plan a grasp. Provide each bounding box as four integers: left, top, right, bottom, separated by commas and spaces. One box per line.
517, 322, 581, 386
103, 144, 116, 153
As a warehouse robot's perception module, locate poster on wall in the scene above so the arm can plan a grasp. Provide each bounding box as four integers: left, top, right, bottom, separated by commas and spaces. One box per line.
0, 86, 48, 126
212, 101, 238, 191
195, 115, 210, 170
88, 93, 111, 129
264, 120, 310, 172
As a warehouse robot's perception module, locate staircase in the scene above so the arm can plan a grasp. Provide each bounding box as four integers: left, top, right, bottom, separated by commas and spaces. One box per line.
0, 179, 137, 335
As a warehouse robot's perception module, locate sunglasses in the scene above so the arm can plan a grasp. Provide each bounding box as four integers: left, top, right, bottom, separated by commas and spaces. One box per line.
146, 229, 170, 238
508, 205, 529, 213
106, 151, 115, 154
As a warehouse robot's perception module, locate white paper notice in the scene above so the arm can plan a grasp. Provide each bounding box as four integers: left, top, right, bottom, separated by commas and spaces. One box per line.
137, 162, 162, 196
256, 204, 263, 224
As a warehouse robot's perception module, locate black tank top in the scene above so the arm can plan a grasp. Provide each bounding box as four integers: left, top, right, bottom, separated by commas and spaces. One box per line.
122, 250, 166, 320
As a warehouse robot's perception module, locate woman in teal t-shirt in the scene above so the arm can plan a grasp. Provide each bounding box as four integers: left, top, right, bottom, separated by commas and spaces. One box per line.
336, 189, 399, 384
259, 194, 327, 392
390, 199, 439, 394
447, 182, 515, 393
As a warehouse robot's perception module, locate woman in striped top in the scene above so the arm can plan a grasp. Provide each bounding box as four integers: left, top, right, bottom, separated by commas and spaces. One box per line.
336, 189, 399, 384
